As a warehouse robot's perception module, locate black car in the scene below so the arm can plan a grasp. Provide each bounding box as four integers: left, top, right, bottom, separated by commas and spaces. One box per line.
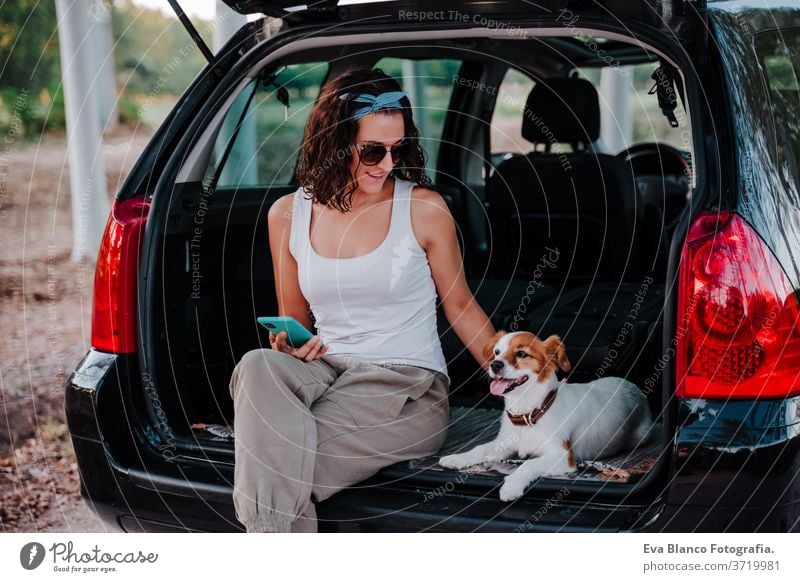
66, 0, 800, 532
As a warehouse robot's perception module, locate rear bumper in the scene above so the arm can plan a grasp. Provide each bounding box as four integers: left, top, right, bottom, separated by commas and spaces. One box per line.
66, 349, 800, 532
65, 349, 242, 532
71, 435, 241, 533
647, 397, 800, 532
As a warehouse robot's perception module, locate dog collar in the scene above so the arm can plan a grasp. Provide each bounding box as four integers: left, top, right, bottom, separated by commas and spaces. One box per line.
506, 388, 558, 427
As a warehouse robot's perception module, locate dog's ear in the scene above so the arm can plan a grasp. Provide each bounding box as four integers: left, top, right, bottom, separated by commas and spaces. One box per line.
543, 335, 571, 372
482, 330, 507, 365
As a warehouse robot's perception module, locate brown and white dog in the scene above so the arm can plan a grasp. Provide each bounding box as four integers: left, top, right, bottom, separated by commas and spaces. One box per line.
439, 330, 653, 501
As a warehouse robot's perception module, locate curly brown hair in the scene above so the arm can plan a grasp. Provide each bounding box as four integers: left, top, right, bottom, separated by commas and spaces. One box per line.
295, 65, 434, 212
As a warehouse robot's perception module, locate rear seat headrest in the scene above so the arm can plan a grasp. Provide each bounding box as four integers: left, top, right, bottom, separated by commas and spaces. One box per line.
522, 77, 600, 146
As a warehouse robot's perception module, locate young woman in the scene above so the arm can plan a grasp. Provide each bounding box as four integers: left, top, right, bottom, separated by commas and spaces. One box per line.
228, 65, 496, 532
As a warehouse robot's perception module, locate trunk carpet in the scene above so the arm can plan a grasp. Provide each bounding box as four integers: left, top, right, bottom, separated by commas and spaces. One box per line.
191, 404, 663, 484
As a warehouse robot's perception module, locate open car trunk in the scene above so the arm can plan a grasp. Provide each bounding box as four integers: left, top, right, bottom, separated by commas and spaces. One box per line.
153, 180, 682, 490
143, 24, 696, 505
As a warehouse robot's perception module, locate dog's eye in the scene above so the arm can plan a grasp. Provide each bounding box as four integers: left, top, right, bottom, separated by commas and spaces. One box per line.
516, 350, 528, 358
494, 349, 499, 355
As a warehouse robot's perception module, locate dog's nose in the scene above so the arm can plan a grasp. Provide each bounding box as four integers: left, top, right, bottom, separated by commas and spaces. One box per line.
490, 360, 504, 373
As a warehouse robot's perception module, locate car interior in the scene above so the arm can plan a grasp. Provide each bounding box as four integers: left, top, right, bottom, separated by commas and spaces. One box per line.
155, 33, 693, 483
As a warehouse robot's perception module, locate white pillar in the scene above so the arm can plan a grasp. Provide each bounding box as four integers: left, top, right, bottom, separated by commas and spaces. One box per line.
599, 66, 632, 154
90, 5, 118, 134
401, 60, 430, 170
214, 1, 248, 56
214, 2, 257, 186
56, 0, 110, 264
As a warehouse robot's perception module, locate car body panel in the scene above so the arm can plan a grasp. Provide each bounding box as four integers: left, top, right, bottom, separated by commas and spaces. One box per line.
64, 0, 800, 532
709, 3, 800, 288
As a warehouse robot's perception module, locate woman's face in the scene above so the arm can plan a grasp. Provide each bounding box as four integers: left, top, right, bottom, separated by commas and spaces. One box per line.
348, 111, 406, 196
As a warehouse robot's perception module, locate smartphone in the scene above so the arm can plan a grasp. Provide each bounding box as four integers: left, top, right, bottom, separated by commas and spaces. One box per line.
257, 315, 318, 348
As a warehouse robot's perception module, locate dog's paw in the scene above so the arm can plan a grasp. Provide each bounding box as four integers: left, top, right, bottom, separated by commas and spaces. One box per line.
438, 453, 475, 470
499, 477, 527, 502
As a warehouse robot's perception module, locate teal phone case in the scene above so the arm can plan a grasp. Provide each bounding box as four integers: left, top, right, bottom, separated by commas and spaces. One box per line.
257, 316, 316, 348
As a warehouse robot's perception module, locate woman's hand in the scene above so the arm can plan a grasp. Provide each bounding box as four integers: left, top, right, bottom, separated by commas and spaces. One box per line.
269, 330, 329, 361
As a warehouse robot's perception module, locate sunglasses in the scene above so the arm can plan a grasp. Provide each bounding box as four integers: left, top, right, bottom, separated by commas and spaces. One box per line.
354, 141, 410, 166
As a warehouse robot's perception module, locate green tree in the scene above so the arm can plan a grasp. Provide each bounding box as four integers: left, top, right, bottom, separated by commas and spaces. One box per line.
111, 0, 211, 96
0, 0, 60, 95
0, 1, 62, 136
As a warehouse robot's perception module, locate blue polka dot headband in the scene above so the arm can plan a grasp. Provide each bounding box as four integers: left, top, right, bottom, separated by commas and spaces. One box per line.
339, 91, 408, 120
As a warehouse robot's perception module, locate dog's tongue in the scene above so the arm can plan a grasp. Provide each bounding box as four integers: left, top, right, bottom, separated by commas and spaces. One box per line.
490, 378, 514, 396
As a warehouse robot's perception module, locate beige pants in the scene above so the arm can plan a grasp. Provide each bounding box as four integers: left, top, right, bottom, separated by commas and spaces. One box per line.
228, 348, 450, 532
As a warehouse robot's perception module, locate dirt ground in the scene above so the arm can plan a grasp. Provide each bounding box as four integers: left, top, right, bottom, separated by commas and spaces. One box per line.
0, 124, 152, 532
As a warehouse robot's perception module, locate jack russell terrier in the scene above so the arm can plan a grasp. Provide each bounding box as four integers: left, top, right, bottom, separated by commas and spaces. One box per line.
439, 330, 653, 501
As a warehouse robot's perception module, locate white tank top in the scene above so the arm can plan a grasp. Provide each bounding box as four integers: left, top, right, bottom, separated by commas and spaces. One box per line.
289, 177, 448, 379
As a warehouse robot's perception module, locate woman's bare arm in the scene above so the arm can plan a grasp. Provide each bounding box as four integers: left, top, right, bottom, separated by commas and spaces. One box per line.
411, 187, 497, 370
266, 194, 327, 360
267, 194, 314, 330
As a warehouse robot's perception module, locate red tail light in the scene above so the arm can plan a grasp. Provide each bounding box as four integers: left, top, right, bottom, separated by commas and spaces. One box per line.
676, 210, 800, 398
91, 196, 151, 353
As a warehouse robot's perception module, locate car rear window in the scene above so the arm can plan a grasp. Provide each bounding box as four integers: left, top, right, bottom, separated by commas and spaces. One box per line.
205, 58, 461, 189
755, 28, 800, 193
490, 61, 691, 157
204, 62, 330, 188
